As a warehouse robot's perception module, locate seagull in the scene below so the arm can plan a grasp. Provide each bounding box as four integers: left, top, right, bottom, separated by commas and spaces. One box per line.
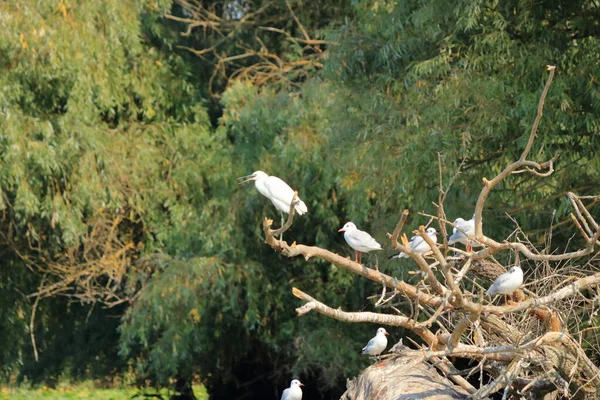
238, 171, 308, 234
338, 222, 383, 264
389, 227, 438, 259
281, 379, 304, 400
361, 327, 389, 362
448, 215, 478, 252
486, 265, 524, 305
448, 214, 490, 253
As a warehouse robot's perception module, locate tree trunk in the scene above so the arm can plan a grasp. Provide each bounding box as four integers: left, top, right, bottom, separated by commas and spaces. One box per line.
342, 353, 469, 400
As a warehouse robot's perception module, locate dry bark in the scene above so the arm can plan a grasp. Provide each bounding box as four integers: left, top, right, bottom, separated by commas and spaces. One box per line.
342, 352, 469, 400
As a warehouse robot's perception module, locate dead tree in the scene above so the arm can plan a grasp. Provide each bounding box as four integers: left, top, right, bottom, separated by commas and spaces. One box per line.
165, 0, 333, 95
261, 66, 600, 399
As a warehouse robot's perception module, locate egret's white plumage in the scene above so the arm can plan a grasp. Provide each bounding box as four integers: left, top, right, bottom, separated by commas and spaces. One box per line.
238, 170, 308, 215
281, 379, 303, 400
389, 227, 438, 259
486, 266, 523, 298
361, 327, 389, 358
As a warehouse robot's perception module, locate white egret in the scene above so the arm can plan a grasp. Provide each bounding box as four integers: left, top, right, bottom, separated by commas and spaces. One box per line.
338, 222, 383, 264
361, 327, 389, 362
238, 171, 308, 235
389, 227, 438, 259
486, 265, 523, 305
281, 379, 304, 400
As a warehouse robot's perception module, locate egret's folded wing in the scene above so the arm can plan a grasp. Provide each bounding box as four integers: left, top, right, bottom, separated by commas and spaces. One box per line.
265, 176, 295, 204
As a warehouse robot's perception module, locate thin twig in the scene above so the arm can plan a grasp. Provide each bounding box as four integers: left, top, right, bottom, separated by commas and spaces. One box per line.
30, 274, 47, 362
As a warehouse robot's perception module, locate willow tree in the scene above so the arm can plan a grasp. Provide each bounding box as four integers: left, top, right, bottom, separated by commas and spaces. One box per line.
0, 0, 231, 385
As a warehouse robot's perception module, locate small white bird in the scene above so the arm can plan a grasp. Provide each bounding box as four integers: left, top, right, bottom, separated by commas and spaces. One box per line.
486, 265, 524, 305
338, 222, 383, 264
448, 215, 482, 252
281, 379, 304, 400
361, 327, 389, 361
389, 227, 438, 259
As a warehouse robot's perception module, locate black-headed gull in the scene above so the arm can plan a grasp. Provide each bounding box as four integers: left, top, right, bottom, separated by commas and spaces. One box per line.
281, 379, 304, 400
361, 327, 389, 362
486, 266, 523, 305
338, 222, 383, 264
449, 215, 482, 252
389, 227, 438, 259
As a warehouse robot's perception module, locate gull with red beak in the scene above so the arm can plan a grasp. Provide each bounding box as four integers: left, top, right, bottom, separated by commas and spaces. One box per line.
389, 227, 438, 259
449, 215, 483, 252
361, 327, 389, 362
338, 222, 383, 264
486, 265, 524, 305
281, 379, 304, 400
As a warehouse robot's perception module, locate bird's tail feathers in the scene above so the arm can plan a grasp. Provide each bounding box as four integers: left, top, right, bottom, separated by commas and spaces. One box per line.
295, 200, 308, 215
389, 252, 407, 260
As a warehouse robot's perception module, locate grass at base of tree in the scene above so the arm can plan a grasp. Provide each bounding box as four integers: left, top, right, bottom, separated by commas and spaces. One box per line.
0, 383, 208, 400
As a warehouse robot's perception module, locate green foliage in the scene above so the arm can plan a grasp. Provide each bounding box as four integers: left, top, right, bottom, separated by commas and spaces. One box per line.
2, 0, 600, 398
0, 382, 208, 400
0, 0, 232, 387
320, 0, 600, 247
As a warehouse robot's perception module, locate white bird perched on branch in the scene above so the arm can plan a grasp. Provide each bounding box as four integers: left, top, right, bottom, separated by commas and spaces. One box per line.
448, 215, 480, 252
338, 222, 383, 264
389, 227, 438, 259
281, 379, 304, 400
486, 265, 524, 305
361, 327, 389, 362
238, 171, 308, 234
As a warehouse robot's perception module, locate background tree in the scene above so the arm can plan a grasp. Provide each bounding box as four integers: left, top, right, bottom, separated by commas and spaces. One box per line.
1, 0, 600, 398
0, 0, 231, 389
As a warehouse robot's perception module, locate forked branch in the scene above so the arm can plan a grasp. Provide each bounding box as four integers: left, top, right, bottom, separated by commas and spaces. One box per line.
293, 287, 437, 345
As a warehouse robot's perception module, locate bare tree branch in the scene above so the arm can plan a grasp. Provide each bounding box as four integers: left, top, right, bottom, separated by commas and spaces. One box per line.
293, 287, 438, 345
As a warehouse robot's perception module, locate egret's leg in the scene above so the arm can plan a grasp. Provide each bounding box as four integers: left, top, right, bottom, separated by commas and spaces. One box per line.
354, 250, 358, 263
466, 241, 472, 253
279, 212, 285, 240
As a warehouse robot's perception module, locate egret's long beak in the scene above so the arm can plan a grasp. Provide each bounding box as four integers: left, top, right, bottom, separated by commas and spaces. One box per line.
338, 227, 345, 232
237, 174, 255, 184
384, 332, 389, 336
299, 383, 305, 387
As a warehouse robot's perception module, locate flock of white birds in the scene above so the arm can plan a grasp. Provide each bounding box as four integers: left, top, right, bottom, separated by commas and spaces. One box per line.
240, 170, 524, 400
